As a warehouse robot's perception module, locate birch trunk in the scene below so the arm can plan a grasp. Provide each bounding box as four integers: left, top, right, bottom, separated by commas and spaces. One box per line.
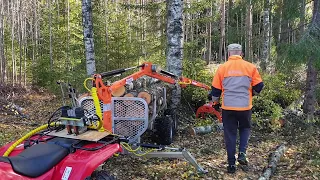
82, 0, 96, 76
261, 0, 270, 71
32, 0, 37, 63
207, 3, 212, 64
18, 0, 22, 85
104, 0, 109, 70
23, 12, 26, 87
66, 0, 70, 71
245, 0, 253, 61
48, 0, 53, 70
0, 0, 4, 83
219, 0, 226, 62
259, 144, 287, 180
166, 0, 183, 110
11, 0, 15, 85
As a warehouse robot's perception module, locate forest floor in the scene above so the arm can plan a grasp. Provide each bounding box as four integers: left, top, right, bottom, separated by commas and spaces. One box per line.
0, 86, 320, 180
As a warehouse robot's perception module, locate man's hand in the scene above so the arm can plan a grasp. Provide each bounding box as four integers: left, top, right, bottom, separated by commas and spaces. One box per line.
213, 103, 221, 111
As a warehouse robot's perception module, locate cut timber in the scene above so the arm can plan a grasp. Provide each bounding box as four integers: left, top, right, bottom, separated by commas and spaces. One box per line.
258, 144, 287, 180
124, 91, 138, 97
112, 86, 126, 97
138, 91, 152, 104
124, 91, 138, 105
189, 125, 214, 135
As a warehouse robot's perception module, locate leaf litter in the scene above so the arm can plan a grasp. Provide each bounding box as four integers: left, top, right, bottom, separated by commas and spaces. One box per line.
0, 87, 319, 180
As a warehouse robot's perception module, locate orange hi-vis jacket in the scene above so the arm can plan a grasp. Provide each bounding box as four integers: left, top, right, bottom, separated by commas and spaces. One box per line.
211, 55, 263, 111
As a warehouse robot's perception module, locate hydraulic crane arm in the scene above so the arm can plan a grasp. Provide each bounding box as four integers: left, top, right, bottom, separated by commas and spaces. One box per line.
93, 62, 212, 132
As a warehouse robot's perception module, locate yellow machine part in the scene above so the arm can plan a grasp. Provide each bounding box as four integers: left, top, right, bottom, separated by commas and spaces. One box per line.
3, 122, 58, 157
88, 87, 104, 131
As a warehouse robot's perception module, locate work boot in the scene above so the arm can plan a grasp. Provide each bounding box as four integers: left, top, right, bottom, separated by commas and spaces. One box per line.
237, 152, 248, 165
227, 165, 236, 174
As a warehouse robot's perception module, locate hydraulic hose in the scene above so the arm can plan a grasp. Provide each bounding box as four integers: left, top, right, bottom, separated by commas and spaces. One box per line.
90, 87, 103, 131
3, 122, 58, 157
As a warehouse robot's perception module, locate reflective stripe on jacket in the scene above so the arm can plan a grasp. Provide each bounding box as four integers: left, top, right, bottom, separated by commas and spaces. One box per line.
212, 55, 263, 111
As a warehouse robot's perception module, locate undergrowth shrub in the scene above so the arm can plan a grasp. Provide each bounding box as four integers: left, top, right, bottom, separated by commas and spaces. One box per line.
180, 60, 302, 131
258, 73, 301, 109
252, 73, 301, 131
181, 59, 214, 108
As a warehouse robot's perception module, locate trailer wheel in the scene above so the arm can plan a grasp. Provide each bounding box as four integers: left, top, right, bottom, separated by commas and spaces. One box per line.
155, 115, 174, 145
86, 170, 116, 180
164, 109, 178, 135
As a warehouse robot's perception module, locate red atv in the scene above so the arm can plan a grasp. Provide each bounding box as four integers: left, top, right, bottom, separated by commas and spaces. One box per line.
0, 63, 210, 179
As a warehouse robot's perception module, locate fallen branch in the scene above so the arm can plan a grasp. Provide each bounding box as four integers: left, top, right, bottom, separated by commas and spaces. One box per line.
258, 143, 287, 180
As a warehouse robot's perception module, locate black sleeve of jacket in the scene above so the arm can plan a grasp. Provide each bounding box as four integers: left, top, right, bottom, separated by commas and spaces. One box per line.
252, 82, 264, 95
208, 86, 222, 100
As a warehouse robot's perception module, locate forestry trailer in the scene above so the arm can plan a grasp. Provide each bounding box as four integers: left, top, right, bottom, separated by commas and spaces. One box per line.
0, 62, 221, 179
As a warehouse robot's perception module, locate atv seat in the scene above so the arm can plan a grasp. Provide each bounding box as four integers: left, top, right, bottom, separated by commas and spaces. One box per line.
0, 143, 69, 178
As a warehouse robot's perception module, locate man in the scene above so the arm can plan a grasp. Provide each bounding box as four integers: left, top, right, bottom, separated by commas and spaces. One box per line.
209, 43, 264, 173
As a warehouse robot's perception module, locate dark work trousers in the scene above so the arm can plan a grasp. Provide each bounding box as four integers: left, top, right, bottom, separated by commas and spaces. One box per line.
222, 109, 252, 165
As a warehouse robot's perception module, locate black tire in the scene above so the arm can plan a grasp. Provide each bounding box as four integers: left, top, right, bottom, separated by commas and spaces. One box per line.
87, 170, 116, 180
164, 109, 178, 134
155, 115, 174, 145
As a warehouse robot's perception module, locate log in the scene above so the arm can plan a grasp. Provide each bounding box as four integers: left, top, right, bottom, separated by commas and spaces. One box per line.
258, 144, 287, 180
137, 91, 152, 104
189, 123, 224, 135
189, 125, 214, 136
111, 86, 126, 97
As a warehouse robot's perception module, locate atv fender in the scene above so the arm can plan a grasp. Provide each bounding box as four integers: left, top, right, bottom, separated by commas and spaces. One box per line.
0, 143, 122, 180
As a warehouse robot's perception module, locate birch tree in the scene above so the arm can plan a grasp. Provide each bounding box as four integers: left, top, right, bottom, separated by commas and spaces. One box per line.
11, 0, 16, 85
245, 0, 253, 61
0, 0, 4, 83
261, 0, 270, 71
48, 0, 53, 70
219, 0, 226, 62
166, 0, 183, 110
82, 0, 96, 76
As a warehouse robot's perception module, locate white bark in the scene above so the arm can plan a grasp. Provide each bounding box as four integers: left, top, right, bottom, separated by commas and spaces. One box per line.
11, 0, 15, 85
104, 0, 109, 69
82, 0, 96, 76
166, 0, 183, 77
18, 0, 22, 85
245, 0, 253, 60
166, 0, 183, 110
48, 0, 53, 70
259, 144, 287, 180
23, 12, 26, 87
219, 0, 226, 62
66, 0, 70, 70
261, 0, 270, 71
0, 0, 4, 83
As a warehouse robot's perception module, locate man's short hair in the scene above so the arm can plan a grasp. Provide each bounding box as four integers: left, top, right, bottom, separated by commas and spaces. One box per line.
228, 43, 242, 51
